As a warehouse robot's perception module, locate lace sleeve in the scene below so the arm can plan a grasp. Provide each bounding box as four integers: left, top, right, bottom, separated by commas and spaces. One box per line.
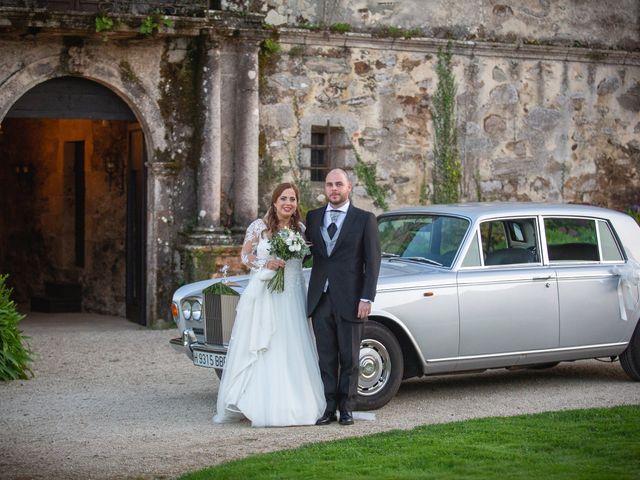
241, 219, 268, 270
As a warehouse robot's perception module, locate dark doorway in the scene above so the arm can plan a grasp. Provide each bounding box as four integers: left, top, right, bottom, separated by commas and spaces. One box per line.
126, 126, 146, 325
64, 141, 85, 268
0, 77, 146, 324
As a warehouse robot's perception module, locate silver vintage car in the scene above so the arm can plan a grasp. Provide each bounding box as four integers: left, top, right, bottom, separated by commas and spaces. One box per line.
170, 203, 640, 409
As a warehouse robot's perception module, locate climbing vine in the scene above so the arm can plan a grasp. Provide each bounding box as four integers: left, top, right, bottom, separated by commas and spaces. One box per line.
352, 145, 388, 211
431, 42, 462, 204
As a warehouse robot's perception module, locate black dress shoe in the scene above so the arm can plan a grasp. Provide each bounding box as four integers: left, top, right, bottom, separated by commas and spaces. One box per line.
339, 411, 354, 425
315, 411, 337, 426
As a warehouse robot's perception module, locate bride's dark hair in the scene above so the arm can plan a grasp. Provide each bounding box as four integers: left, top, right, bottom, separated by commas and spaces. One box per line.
264, 182, 303, 235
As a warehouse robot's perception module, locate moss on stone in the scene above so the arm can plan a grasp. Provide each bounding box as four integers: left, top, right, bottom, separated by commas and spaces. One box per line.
118, 60, 144, 90
157, 37, 203, 169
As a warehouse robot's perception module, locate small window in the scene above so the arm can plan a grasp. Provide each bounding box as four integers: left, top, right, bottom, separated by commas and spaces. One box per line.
462, 231, 482, 267
545, 218, 599, 261
310, 132, 328, 181
305, 122, 350, 183
598, 220, 623, 262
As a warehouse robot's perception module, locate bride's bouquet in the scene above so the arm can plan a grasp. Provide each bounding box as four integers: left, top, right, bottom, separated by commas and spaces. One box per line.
266, 227, 310, 293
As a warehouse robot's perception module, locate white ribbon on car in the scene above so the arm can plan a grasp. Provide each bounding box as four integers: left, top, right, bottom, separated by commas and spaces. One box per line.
611, 259, 640, 321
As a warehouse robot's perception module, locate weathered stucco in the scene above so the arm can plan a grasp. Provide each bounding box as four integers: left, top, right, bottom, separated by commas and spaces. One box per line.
258, 0, 639, 50
259, 33, 640, 214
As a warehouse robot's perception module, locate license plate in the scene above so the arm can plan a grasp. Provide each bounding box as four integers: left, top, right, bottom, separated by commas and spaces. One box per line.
193, 351, 226, 369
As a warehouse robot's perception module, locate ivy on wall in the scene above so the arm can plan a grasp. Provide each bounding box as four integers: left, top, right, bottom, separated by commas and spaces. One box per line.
352, 145, 388, 211
431, 42, 462, 204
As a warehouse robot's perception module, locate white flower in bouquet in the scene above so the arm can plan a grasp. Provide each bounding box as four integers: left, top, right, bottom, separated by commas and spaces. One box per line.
266, 227, 310, 293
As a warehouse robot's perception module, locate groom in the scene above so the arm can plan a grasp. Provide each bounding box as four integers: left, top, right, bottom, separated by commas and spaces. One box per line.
306, 168, 381, 426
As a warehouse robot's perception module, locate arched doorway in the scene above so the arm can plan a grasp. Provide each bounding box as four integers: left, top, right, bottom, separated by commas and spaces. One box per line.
0, 76, 147, 325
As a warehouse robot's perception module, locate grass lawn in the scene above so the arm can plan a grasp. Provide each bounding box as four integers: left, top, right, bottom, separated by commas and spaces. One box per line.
180, 405, 640, 480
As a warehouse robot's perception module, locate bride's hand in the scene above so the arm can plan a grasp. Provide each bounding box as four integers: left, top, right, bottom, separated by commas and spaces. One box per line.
266, 258, 286, 270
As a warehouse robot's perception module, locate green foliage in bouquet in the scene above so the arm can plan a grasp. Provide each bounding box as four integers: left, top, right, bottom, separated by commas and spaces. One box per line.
202, 282, 240, 296
0, 274, 33, 381
268, 228, 311, 293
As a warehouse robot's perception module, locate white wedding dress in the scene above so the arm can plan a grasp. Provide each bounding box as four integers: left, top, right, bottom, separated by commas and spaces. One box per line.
213, 219, 326, 427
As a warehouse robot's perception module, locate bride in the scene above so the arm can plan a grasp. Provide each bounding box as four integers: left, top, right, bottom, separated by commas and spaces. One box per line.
213, 182, 326, 427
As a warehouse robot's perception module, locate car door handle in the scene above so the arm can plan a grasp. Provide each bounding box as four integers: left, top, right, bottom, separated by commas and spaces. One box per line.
532, 275, 552, 288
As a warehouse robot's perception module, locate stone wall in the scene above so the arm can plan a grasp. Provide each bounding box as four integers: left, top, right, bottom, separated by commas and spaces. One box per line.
257, 0, 639, 50
259, 32, 640, 214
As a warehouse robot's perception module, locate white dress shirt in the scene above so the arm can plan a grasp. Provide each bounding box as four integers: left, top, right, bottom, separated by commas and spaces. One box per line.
324, 201, 349, 231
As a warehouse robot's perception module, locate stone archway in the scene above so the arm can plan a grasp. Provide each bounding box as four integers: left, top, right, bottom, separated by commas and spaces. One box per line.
0, 67, 160, 324
0, 75, 149, 324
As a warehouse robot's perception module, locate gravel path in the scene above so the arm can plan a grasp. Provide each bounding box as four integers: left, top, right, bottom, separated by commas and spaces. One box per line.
1, 312, 638, 479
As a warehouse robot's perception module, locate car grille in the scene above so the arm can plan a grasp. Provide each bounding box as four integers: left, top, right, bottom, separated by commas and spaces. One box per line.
203, 290, 239, 345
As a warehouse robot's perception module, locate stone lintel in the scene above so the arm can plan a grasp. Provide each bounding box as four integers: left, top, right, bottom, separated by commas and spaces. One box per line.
0, 9, 265, 40
278, 30, 640, 67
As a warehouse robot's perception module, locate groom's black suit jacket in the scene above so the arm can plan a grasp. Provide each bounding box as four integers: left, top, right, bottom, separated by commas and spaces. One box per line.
306, 204, 381, 321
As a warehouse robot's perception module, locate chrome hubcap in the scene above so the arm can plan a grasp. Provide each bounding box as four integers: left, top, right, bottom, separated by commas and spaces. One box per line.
358, 339, 391, 396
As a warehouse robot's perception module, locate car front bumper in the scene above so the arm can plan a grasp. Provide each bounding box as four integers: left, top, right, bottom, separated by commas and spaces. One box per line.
169, 329, 228, 361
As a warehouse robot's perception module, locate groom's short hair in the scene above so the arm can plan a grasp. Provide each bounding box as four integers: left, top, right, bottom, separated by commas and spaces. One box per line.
326, 168, 351, 184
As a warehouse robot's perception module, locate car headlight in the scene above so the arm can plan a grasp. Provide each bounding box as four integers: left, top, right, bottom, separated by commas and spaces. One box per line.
182, 301, 192, 320
191, 300, 202, 321
181, 298, 203, 322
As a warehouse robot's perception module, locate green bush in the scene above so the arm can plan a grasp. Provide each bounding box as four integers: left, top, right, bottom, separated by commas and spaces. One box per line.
0, 274, 33, 381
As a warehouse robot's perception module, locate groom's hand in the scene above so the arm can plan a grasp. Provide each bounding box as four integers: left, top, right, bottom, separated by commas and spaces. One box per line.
357, 301, 371, 319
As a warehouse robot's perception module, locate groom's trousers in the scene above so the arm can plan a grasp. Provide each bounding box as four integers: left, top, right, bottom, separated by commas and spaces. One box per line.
312, 290, 364, 413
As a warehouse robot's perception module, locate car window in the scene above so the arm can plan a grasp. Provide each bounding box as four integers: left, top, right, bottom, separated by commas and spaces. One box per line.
461, 230, 482, 267
378, 214, 470, 268
480, 221, 508, 253
480, 218, 539, 266
544, 218, 599, 261
597, 220, 624, 262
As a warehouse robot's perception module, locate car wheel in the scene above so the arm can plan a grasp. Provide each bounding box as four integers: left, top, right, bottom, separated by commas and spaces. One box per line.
214, 369, 223, 380
620, 321, 640, 381
356, 321, 404, 411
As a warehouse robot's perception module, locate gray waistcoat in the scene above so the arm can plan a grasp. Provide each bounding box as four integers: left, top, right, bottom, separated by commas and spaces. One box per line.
321, 221, 344, 256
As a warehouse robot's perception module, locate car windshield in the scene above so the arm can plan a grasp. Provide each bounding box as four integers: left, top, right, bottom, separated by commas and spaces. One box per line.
378, 214, 470, 268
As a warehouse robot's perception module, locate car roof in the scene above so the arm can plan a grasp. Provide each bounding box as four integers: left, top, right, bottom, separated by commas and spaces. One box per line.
379, 202, 623, 222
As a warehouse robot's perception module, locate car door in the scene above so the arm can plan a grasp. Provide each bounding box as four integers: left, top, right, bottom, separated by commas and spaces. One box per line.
544, 217, 627, 346
457, 217, 559, 366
